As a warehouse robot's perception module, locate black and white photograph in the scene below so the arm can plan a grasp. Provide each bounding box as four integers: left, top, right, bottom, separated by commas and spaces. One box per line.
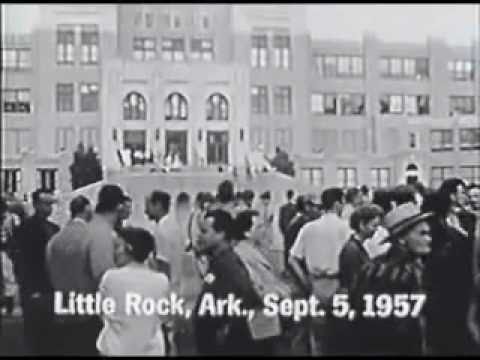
1, 3, 480, 356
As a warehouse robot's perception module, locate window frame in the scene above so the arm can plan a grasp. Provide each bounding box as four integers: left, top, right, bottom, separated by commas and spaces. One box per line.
56, 83, 75, 112
273, 86, 292, 115
430, 129, 454, 152
251, 85, 269, 115
79, 82, 99, 112
123, 92, 147, 120
206, 93, 229, 121
165, 92, 188, 121
2, 88, 31, 113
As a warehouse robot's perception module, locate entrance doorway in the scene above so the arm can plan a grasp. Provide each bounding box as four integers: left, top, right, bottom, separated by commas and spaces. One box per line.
123, 130, 147, 165
165, 130, 188, 165
207, 131, 229, 165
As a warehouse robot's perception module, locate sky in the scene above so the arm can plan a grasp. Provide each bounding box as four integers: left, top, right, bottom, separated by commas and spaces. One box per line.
2, 4, 478, 46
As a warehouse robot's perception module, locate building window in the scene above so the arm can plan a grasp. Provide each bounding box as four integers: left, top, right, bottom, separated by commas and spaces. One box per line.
36, 168, 58, 192
1, 169, 21, 195
133, 37, 156, 61
450, 96, 475, 115
134, 12, 142, 27
370, 168, 391, 188
123, 92, 146, 120
301, 167, 324, 186
190, 38, 214, 61
162, 38, 185, 62
3, 129, 30, 155
251, 85, 269, 115
57, 25, 75, 64
2, 48, 32, 69
273, 34, 291, 69
2, 89, 31, 113
251, 35, 268, 68
273, 86, 292, 115
460, 166, 480, 185
448, 60, 475, 81
206, 93, 228, 121
165, 92, 188, 121
250, 128, 266, 151
312, 94, 337, 115
380, 94, 403, 114
430, 129, 454, 152
80, 24, 99, 64
169, 13, 182, 29
430, 166, 454, 189
459, 128, 480, 150
311, 94, 324, 114
80, 127, 98, 148
79, 83, 99, 112
145, 13, 154, 28
404, 95, 430, 115
380, 57, 429, 79
201, 14, 210, 30
274, 128, 292, 152
337, 167, 358, 188
56, 83, 74, 112
55, 127, 75, 152
315, 55, 363, 77
339, 93, 365, 115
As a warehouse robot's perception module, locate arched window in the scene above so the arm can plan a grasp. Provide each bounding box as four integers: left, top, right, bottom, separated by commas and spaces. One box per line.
206, 93, 228, 121
165, 92, 188, 121
123, 92, 146, 120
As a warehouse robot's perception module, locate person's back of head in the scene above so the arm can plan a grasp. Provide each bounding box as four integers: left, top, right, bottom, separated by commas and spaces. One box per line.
117, 227, 155, 263
345, 187, 360, 205
321, 187, 344, 211
437, 177, 466, 213
69, 195, 92, 221
260, 191, 271, 202
205, 208, 234, 241
286, 189, 294, 202
217, 180, 234, 204
176, 192, 190, 206
150, 190, 171, 214
95, 184, 129, 214
391, 185, 416, 206
372, 188, 393, 214
360, 185, 370, 197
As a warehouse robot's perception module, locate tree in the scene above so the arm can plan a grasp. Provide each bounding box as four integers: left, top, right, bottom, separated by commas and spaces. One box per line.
269, 147, 295, 177
69, 143, 103, 190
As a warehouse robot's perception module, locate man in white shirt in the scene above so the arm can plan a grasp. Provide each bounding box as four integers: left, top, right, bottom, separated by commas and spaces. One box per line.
289, 187, 351, 355
144, 191, 171, 277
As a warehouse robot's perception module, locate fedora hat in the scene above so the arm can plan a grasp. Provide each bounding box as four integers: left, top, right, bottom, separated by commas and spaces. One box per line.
384, 203, 433, 239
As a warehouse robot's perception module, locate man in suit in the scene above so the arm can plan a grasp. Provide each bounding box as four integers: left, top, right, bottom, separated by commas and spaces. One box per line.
16, 189, 60, 355
46, 195, 96, 355
279, 190, 297, 270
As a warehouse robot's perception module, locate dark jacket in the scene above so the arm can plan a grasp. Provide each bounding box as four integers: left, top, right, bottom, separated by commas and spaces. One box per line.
349, 244, 425, 355
16, 214, 60, 296
279, 202, 297, 237
193, 243, 267, 356
424, 215, 474, 354
338, 234, 370, 290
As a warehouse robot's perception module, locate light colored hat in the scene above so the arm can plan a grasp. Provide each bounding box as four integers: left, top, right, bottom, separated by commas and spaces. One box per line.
384, 203, 433, 238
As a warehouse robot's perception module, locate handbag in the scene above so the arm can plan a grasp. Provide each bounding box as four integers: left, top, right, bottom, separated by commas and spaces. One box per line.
247, 309, 282, 340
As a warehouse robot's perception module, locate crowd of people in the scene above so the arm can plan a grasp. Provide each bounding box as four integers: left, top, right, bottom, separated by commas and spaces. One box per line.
1, 177, 480, 356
